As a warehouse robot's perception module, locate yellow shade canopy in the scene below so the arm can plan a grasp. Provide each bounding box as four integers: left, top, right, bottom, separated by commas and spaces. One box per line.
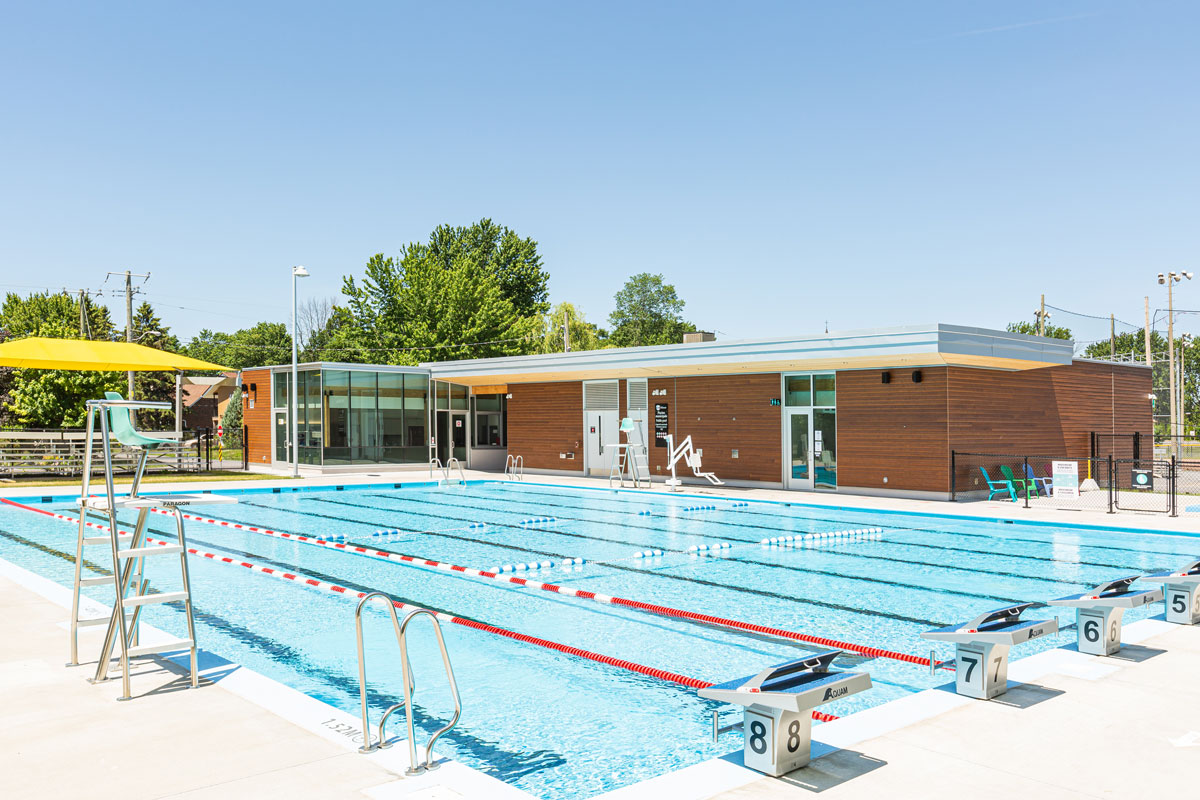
0, 337, 230, 372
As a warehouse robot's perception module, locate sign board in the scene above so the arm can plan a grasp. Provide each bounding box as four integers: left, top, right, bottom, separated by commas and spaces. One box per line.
1131, 468, 1153, 490
769, 398, 781, 407
813, 429, 822, 456
1052, 461, 1079, 498
654, 403, 669, 447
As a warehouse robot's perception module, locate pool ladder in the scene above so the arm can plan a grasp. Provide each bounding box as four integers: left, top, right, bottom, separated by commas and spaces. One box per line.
504, 454, 524, 481
429, 456, 466, 485
355, 592, 462, 775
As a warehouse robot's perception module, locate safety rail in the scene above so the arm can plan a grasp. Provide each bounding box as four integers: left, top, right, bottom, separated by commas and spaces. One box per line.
445, 457, 465, 484
428, 457, 443, 479
0, 430, 200, 478
355, 592, 462, 775
504, 454, 524, 481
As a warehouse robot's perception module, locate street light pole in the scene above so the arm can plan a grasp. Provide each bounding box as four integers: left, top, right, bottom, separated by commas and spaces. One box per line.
291, 266, 309, 478
1159, 271, 1193, 457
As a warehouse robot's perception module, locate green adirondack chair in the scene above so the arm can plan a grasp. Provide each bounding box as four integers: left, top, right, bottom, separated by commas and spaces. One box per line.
999, 463, 1038, 498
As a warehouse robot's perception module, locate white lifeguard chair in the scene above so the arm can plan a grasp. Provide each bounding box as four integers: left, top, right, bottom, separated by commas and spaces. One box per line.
608, 417, 651, 488
663, 433, 724, 492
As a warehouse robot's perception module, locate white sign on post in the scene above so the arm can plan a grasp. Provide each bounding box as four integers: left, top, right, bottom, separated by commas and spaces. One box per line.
1052, 461, 1079, 498
814, 429, 823, 456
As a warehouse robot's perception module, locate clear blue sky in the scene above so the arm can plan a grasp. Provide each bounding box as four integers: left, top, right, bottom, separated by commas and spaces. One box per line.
1, 1, 1196, 348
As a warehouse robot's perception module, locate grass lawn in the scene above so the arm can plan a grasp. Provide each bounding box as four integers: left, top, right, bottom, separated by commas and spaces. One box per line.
0, 471, 297, 488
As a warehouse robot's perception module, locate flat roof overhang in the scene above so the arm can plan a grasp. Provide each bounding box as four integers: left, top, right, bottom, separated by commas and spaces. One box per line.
424, 324, 1077, 386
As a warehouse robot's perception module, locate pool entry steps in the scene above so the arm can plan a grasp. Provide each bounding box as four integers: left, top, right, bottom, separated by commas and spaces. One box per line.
69, 396, 240, 700
354, 592, 462, 775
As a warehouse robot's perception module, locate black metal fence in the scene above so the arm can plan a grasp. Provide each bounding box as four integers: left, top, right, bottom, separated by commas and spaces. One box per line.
952, 451, 1180, 516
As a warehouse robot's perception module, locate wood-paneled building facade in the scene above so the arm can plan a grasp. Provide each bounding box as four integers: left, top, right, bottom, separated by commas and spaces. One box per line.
241, 324, 1151, 499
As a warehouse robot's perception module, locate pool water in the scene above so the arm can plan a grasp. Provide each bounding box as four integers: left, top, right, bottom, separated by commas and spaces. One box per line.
1, 481, 1196, 799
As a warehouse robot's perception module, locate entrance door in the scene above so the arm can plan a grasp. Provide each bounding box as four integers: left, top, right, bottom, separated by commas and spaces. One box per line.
785, 411, 811, 490
436, 410, 468, 465
274, 411, 290, 463
584, 410, 619, 475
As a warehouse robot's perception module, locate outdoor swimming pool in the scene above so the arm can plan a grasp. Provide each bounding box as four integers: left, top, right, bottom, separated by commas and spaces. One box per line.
1, 480, 1196, 799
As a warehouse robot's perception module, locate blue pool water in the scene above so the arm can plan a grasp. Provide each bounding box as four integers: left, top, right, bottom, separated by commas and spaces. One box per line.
1, 481, 1196, 798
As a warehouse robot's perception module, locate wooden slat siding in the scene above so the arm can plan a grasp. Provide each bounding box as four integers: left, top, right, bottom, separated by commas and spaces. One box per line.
242, 368, 273, 466
506, 381, 584, 471
836, 368, 951, 493
947, 361, 1152, 494
638, 375, 781, 482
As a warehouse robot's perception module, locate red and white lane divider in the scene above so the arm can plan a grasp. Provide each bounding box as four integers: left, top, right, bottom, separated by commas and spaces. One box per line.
128, 504, 944, 671
1, 498, 848, 716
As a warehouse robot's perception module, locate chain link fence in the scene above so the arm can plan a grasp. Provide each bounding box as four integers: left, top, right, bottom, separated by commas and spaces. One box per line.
952, 451, 1180, 516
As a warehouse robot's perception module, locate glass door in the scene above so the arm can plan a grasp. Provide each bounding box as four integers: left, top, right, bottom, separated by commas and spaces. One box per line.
813, 409, 837, 489
786, 411, 811, 490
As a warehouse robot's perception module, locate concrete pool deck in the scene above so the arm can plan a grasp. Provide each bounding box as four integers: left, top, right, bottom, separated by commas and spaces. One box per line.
2, 469, 1198, 798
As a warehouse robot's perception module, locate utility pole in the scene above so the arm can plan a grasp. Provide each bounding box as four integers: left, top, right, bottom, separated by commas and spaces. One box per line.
78, 290, 87, 338
563, 308, 570, 353
1039, 294, 1046, 337
1110, 314, 1116, 360
105, 270, 150, 401
1144, 296, 1152, 367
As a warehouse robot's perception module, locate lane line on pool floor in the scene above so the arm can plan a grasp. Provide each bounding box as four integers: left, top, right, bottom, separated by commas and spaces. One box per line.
140, 505, 944, 671
1, 499, 846, 717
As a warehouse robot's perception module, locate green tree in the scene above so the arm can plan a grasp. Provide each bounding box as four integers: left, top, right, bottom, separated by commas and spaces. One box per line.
184, 322, 292, 370
130, 301, 184, 429
338, 221, 549, 364
0, 292, 122, 428
222, 387, 243, 431
537, 302, 609, 353
608, 273, 696, 348
1006, 320, 1073, 340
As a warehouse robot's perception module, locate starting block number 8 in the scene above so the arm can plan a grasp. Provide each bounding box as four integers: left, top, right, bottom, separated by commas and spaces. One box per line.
743, 709, 811, 774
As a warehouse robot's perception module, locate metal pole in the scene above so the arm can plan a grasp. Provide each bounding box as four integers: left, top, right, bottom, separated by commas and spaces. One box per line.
1023, 456, 1030, 509
1144, 296, 1152, 367
1039, 294, 1045, 337
291, 270, 299, 478
1110, 314, 1116, 359
950, 450, 956, 501
1171, 455, 1178, 517
1107, 455, 1114, 514
1168, 278, 1177, 457
125, 270, 134, 403
175, 371, 183, 471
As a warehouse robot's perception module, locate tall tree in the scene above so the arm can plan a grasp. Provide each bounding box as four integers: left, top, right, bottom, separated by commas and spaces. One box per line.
338, 221, 549, 364
184, 322, 292, 370
0, 292, 122, 428
608, 273, 696, 348
131, 301, 184, 429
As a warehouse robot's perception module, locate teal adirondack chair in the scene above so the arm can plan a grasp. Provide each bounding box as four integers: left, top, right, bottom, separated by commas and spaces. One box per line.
978, 466, 1016, 501
104, 392, 163, 496
999, 464, 1038, 498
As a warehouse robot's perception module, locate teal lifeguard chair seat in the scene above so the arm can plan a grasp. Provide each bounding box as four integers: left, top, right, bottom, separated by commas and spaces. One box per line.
104, 392, 165, 448
619, 417, 635, 435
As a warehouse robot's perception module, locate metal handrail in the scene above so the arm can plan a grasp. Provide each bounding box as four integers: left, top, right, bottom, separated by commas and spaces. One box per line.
428, 457, 443, 479
504, 454, 524, 481
445, 457, 465, 484
354, 593, 462, 775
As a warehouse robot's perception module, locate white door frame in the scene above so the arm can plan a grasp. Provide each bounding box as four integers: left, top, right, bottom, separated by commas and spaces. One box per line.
784, 409, 813, 490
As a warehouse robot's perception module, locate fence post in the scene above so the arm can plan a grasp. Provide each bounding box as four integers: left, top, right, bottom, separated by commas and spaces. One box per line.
242, 424, 249, 471
1023, 456, 1030, 508
950, 451, 956, 501
195, 431, 201, 472
1107, 455, 1114, 514
1171, 455, 1178, 517
1133, 431, 1141, 462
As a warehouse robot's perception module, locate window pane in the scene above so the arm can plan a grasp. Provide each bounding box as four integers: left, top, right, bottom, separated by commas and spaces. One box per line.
304, 370, 322, 452
813, 374, 836, 406
436, 382, 448, 410
273, 371, 289, 408
814, 408, 836, 487
784, 375, 811, 406
378, 373, 405, 448
450, 383, 468, 410
475, 394, 501, 412
475, 413, 503, 447
324, 371, 349, 459
351, 371, 378, 462
404, 374, 427, 449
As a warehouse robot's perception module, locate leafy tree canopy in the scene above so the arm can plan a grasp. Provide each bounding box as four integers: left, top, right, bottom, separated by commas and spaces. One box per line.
608, 273, 696, 348
184, 322, 292, 370
131, 301, 183, 429
1006, 320, 1073, 340
538, 302, 609, 354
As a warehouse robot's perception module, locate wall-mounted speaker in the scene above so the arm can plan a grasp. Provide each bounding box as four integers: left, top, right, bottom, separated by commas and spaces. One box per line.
881, 371, 891, 384
912, 370, 923, 383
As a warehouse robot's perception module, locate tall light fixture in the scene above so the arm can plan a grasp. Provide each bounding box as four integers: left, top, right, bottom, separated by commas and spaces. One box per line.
291, 265, 309, 477
1158, 270, 1193, 456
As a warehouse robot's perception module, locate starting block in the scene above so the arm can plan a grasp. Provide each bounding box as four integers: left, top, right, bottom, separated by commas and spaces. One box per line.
1141, 559, 1200, 625
699, 650, 870, 776
1047, 576, 1162, 656
921, 603, 1058, 700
